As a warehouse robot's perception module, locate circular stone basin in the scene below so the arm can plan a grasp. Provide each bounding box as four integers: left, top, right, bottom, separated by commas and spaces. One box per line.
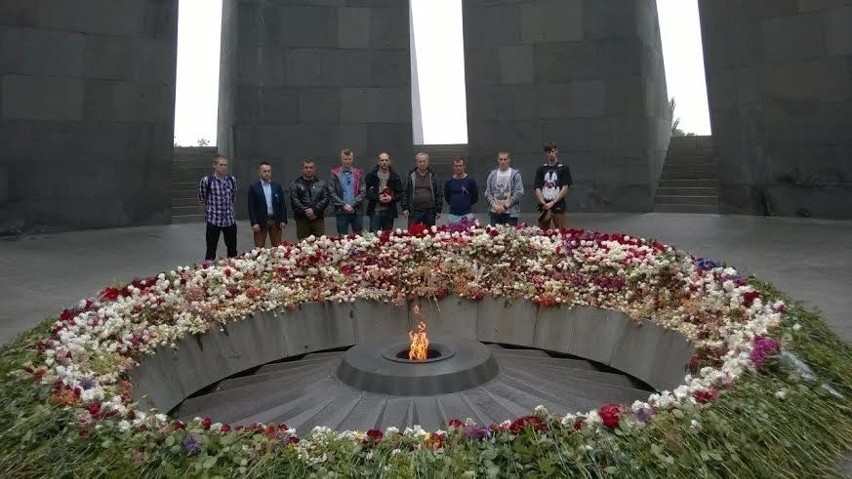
337, 338, 498, 395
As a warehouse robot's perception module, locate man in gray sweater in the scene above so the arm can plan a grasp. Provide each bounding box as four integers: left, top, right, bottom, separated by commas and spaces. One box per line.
484, 151, 524, 226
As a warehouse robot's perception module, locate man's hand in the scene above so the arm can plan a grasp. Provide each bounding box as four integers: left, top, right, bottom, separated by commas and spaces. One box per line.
305, 208, 315, 219
343, 204, 354, 213
542, 201, 554, 210
280, 222, 287, 230
251, 224, 261, 232
492, 202, 505, 214
379, 193, 392, 204
402, 210, 409, 218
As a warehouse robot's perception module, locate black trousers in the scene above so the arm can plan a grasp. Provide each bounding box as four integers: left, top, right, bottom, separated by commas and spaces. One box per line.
205, 223, 237, 260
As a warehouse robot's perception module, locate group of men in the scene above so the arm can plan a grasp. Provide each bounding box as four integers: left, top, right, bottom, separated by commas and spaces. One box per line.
197, 143, 572, 260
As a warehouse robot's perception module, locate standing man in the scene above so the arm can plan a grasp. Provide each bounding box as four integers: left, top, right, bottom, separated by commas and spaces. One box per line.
485, 151, 524, 226
247, 161, 287, 248
365, 151, 403, 233
328, 148, 366, 235
533, 142, 573, 230
443, 156, 479, 224
401, 152, 441, 227
197, 154, 237, 261
289, 158, 330, 240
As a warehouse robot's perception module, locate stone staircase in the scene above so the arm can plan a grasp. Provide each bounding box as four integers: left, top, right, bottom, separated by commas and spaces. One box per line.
654, 136, 719, 214
172, 344, 652, 432
171, 147, 217, 224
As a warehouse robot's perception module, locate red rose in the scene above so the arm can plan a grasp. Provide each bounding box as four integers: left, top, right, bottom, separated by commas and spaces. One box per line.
366, 429, 383, 441
220, 424, 231, 433
448, 418, 464, 429
693, 388, 719, 404
509, 415, 547, 433
742, 291, 760, 308
201, 417, 212, 430
599, 404, 620, 429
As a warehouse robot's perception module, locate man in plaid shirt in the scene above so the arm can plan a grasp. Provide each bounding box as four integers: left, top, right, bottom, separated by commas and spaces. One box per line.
197, 154, 238, 260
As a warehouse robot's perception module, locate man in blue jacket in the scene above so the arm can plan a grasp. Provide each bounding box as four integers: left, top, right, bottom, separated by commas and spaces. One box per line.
247, 161, 287, 247
444, 156, 479, 224
328, 148, 366, 235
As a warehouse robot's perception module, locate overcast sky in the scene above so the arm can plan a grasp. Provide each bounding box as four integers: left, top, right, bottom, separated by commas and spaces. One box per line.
174, 0, 710, 146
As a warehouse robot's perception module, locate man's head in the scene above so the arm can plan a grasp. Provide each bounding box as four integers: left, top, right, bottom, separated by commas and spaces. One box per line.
340, 148, 354, 169
212, 154, 228, 176
452, 156, 467, 177
258, 161, 272, 182
497, 151, 511, 171
415, 152, 429, 173
301, 159, 316, 179
377, 151, 391, 171
543, 142, 558, 164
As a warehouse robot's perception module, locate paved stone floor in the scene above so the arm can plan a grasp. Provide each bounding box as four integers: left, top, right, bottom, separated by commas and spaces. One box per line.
1, 212, 851, 345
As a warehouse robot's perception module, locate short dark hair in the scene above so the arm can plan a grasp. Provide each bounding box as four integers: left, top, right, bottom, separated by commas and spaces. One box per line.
258, 161, 271, 168
452, 156, 466, 164
340, 148, 354, 157
212, 153, 227, 163
543, 142, 558, 152
302, 158, 316, 166
497, 151, 511, 158
377, 150, 390, 158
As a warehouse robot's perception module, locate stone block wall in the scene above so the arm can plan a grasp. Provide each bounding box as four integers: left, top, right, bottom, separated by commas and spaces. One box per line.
699, 0, 852, 218
217, 0, 412, 219
462, 0, 671, 213
0, 0, 178, 233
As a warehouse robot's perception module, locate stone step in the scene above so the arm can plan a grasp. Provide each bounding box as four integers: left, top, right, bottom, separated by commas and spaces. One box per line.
171, 214, 205, 224
486, 347, 550, 359
483, 374, 602, 415
216, 358, 341, 392
176, 360, 338, 419
292, 388, 368, 433
653, 203, 720, 214
459, 388, 528, 425
256, 355, 342, 375
500, 358, 638, 388
499, 365, 650, 409
660, 170, 718, 180
171, 205, 202, 217
171, 197, 199, 208
491, 350, 596, 371
661, 163, 717, 173
336, 393, 390, 432
658, 179, 718, 188
656, 186, 718, 197
655, 195, 718, 206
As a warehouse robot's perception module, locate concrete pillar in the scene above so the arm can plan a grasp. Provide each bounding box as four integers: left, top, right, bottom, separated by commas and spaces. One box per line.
462, 0, 671, 213
0, 0, 178, 232
217, 0, 413, 219
699, 0, 852, 218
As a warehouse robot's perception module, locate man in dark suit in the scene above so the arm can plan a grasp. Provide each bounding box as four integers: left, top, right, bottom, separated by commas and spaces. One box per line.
248, 161, 287, 247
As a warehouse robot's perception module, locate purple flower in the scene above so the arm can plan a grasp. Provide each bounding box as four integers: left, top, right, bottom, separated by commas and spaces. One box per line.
694, 257, 722, 271
464, 425, 492, 440
750, 336, 780, 371
182, 435, 202, 456
634, 407, 655, 424
79, 377, 96, 390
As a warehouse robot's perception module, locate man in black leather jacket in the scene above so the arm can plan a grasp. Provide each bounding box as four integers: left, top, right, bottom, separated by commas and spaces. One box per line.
289, 159, 330, 240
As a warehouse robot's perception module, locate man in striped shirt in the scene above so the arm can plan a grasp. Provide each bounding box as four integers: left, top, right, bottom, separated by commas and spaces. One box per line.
197, 154, 237, 260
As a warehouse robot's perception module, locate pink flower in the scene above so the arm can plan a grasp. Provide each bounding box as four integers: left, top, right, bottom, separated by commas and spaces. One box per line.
750, 336, 780, 371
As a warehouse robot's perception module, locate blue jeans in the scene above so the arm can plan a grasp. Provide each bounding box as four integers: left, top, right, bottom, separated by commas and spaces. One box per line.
370, 209, 395, 232
336, 214, 364, 235
408, 208, 436, 227
489, 213, 517, 226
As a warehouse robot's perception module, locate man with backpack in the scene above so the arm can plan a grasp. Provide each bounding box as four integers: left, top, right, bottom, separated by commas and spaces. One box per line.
197, 154, 237, 261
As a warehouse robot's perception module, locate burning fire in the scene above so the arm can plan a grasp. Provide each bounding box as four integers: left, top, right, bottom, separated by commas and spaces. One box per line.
408, 306, 429, 360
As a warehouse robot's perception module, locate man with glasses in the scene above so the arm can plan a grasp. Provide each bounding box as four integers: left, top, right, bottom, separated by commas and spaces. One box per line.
533, 142, 573, 230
